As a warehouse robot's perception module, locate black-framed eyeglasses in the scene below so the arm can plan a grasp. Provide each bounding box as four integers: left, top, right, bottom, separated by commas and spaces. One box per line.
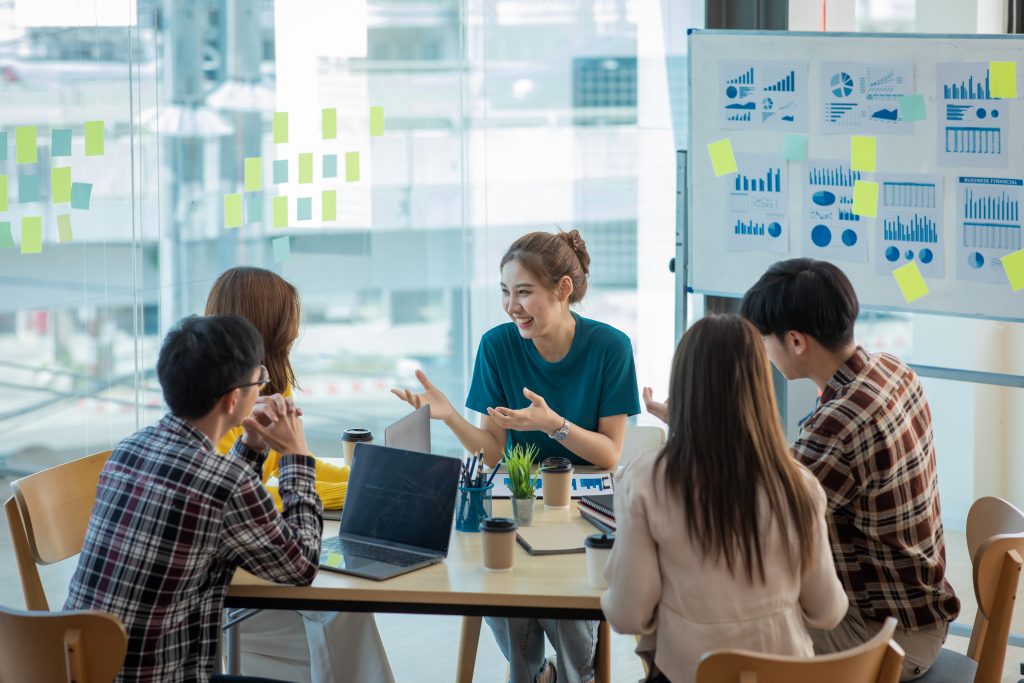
231, 365, 269, 392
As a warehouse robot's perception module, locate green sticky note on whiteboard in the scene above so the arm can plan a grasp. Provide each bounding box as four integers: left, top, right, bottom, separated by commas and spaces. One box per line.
899, 94, 927, 122
273, 195, 288, 228
21, 216, 42, 254
244, 157, 262, 192
298, 153, 313, 184
707, 139, 737, 177
16, 126, 37, 164
892, 262, 929, 303
52, 166, 72, 204
272, 235, 290, 263
0, 222, 13, 249
322, 190, 337, 221
84, 121, 104, 156
852, 180, 879, 217
990, 61, 1017, 99
1002, 248, 1024, 291
370, 106, 385, 137
322, 108, 337, 140
345, 151, 360, 182
224, 193, 242, 228
273, 112, 289, 144
57, 214, 73, 243
851, 135, 876, 172
782, 134, 807, 161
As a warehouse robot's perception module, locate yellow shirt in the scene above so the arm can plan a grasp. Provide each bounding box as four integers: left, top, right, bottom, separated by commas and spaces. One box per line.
216, 386, 349, 510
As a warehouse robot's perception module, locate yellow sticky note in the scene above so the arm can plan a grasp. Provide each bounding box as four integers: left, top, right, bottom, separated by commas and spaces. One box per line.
322, 190, 337, 221
370, 106, 385, 137
325, 552, 343, 567
57, 214, 73, 243
707, 139, 737, 177
21, 216, 42, 254
15, 126, 37, 164
224, 193, 242, 228
0, 175, 6, 211
852, 180, 879, 217
345, 151, 360, 182
851, 135, 876, 172
990, 61, 1017, 99
273, 195, 288, 228
51, 166, 72, 204
244, 157, 262, 192
273, 112, 289, 144
298, 153, 313, 184
1001, 248, 1024, 291
322, 108, 337, 140
893, 262, 929, 303
84, 121, 105, 156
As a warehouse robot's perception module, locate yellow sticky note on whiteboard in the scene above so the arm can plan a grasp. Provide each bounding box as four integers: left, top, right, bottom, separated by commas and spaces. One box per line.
893, 262, 929, 303
1001, 248, 1024, 291
851, 135, 876, 172
707, 139, 737, 177
990, 61, 1017, 99
852, 180, 879, 217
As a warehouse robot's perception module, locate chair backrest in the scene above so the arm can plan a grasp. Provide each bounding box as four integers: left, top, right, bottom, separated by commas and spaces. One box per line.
619, 424, 666, 467
0, 604, 126, 683
7, 450, 111, 610
696, 617, 904, 683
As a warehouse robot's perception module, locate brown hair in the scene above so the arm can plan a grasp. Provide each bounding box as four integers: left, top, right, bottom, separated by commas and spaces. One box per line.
204, 267, 301, 396
657, 314, 817, 583
499, 229, 591, 304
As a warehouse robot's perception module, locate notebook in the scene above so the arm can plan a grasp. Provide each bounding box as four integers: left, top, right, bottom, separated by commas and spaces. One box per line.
578, 493, 615, 519
579, 508, 615, 534
515, 524, 587, 555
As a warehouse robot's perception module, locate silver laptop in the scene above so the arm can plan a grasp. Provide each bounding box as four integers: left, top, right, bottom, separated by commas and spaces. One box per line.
384, 405, 430, 453
319, 443, 461, 580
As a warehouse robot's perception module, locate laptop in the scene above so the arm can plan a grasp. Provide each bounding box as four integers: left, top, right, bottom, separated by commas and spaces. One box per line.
319, 443, 461, 580
384, 405, 430, 453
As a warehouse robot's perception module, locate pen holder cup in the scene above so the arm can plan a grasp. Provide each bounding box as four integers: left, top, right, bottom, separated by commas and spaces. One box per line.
456, 484, 494, 533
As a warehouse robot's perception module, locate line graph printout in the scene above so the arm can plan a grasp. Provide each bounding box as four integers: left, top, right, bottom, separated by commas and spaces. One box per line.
726, 153, 790, 253
821, 61, 915, 134
719, 60, 808, 131
802, 160, 868, 262
937, 63, 1009, 168
874, 173, 945, 277
956, 176, 1022, 283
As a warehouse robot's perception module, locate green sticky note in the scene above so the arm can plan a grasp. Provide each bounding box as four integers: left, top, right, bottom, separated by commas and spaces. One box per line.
0, 222, 13, 249
0, 132, 6, 161
323, 154, 338, 178
782, 134, 807, 161
273, 195, 288, 228
16, 126, 37, 164
224, 193, 242, 228
324, 551, 343, 567
851, 135, 876, 172
990, 61, 1017, 99
322, 190, 336, 221
297, 197, 312, 220
273, 159, 288, 184
246, 194, 262, 223
51, 128, 72, 157
51, 166, 72, 204
370, 106, 385, 137
20, 216, 42, 254
272, 235, 290, 263
19, 174, 40, 203
298, 153, 313, 184
345, 151, 360, 182
71, 182, 92, 209
852, 180, 879, 217
322, 108, 337, 140
1002, 248, 1024, 291
84, 121, 104, 156
273, 112, 289, 144
707, 139, 737, 177
893, 261, 929, 303
57, 214, 73, 243
0, 175, 6, 211
899, 94, 927, 122
244, 157, 262, 192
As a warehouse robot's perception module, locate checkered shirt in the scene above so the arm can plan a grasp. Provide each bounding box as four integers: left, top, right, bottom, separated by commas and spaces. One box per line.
64, 413, 323, 682
792, 347, 959, 629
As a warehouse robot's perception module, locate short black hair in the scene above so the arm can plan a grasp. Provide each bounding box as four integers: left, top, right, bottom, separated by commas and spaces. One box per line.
739, 258, 859, 351
156, 315, 265, 419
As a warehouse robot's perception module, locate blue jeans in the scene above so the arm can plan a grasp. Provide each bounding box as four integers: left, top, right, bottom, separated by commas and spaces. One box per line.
485, 617, 598, 683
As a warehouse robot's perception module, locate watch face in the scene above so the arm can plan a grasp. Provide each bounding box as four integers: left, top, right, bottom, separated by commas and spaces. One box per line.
551, 428, 568, 441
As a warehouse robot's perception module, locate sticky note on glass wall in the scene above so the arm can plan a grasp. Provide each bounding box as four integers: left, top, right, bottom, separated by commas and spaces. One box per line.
852, 180, 878, 217
273, 159, 288, 184
84, 121, 104, 156
0, 222, 13, 249
244, 157, 262, 192
782, 134, 807, 161
297, 197, 312, 221
51, 129, 72, 157
1002, 248, 1024, 291
990, 61, 1017, 99
57, 214, 73, 243
322, 108, 337, 140
298, 153, 313, 184
707, 139, 737, 177
52, 167, 72, 204
224, 193, 242, 228
851, 135, 876, 172
19, 174, 40, 203
892, 262, 929, 303
273, 112, 289, 144
346, 151, 360, 182
0, 175, 6, 211
21, 216, 42, 254
0, 132, 6, 161
246, 194, 262, 223
272, 195, 288, 228
899, 94, 927, 122
272, 235, 290, 263
322, 190, 336, 221
370, 106, 385, 137
16, 126, 37, 164
71, 182, 92, 209
323, 154, 338, 178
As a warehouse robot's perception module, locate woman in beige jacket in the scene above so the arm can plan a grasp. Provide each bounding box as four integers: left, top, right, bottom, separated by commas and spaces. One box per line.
601, 315, 848, 683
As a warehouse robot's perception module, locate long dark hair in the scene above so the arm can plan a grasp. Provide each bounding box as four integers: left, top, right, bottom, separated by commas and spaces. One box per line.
657, 314, 816, 583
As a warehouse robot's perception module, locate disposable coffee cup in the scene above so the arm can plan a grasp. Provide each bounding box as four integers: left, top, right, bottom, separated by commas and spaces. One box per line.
480, 517, 517, 572
541, 457, 573, 509
341, 429, 373, 468
584, 532, 614, 589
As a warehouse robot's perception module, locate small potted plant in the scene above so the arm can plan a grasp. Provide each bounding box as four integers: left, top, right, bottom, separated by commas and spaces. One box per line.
504, 442, 540, 527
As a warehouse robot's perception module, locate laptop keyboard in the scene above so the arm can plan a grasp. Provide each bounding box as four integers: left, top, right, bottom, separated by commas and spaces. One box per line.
324, 536, 430, 567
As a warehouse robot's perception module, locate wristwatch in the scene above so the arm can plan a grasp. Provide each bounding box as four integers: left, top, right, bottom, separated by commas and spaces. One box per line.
548, 417, 570, 441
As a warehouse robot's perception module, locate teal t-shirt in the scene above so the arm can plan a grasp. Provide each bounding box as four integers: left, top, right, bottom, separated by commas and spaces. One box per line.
466, 313, 641, 466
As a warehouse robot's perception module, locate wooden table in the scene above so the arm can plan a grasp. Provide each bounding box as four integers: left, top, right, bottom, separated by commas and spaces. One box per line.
227, 499, 611, 683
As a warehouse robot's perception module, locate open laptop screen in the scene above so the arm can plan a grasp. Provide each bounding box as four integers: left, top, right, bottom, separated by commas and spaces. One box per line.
340, 444, 461, 553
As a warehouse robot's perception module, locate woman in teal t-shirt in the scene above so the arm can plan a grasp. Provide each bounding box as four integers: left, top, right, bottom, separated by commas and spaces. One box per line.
393, 229, 640, 683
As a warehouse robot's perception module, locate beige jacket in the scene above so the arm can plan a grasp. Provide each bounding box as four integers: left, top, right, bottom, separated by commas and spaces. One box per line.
601, 448, 848, 683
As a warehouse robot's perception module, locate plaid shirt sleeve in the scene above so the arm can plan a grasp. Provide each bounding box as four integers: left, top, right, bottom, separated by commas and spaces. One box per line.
792, 420, 860, 512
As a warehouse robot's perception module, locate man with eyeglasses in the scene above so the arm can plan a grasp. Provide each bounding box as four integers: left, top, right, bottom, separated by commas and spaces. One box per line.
65, 315, 323, 683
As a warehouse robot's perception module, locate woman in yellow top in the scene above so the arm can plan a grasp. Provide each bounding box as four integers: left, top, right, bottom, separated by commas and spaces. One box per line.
207, 266, 395, 683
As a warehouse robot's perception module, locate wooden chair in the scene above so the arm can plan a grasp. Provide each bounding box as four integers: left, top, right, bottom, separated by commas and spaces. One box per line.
696, 617, 904, 683
5, 450, 112, 610
0, 603, 126, 683
917, 496, 1024, 683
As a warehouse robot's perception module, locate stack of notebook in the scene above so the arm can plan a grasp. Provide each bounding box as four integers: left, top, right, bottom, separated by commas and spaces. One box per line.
578, 494, 615, 533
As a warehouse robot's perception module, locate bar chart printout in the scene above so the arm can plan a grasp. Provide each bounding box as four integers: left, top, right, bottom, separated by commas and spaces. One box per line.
726, 153, 789, 254
820, 61, 915, 134
956, 176, 1023, 283
937, 63, 1009, 169
803, 160, 867, 263
874, 174, 945, 276
719, 59, 809, 131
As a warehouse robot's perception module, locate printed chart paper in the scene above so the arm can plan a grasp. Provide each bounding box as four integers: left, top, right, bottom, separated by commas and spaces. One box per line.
874, 174, 945, 277
725, 153, 789, 254
719, 60, 808, 132
820, 62, 915, 134
956, 176, 1022, 283
803, 160, 868, 262
937, 63, 1008, 168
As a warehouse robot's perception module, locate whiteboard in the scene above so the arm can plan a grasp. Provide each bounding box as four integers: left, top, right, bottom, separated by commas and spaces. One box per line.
687, 29, 1024, 322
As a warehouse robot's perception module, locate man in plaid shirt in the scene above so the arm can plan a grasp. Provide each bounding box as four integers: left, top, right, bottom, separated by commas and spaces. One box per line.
64, 315, 323, 682
740, 258, 959, 681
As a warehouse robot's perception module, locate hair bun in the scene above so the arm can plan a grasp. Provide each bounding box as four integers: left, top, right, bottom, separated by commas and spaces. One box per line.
562, 229, 590, 276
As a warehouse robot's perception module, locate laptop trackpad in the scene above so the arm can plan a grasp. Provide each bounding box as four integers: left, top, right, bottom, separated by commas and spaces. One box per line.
320, 549, 381, 572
